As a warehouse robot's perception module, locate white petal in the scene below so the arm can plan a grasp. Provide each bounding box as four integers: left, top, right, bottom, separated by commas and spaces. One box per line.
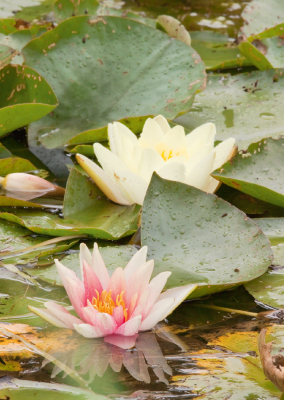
205, 176, 221, 194
79, 243, 92, 281
92, 242, 110, 290
137, 148, 165, 181
76, 154, 131, 205
73, 323, 105, 338
185, 143, 213, 173
108, 123, 117, 154
139, 118, 164, 148
157, 284, 198, 320
164, 125, 186, 149
138, 298, 174, 331
125, 260, 154, 307
113, 169, 149, 205
28, 305, 82, 329
123, 246, 148, 281
93, 143, 130, 179
153, 115, 171, 134
212, 138, 236, 171
185, 151, 216, 190
157, 162, 186, 183
185, 123, 216, 157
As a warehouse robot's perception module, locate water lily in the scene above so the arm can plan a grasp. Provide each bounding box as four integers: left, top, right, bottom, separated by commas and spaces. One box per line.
0, 173, 65, 201
76, 115, 236, 205
29, 243, 197, 338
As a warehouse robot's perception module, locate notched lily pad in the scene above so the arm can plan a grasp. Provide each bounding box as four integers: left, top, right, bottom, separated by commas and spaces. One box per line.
213, 137, 284, 209
0, 64, 58, 138
140, 174, 273, 298
23, 15, 206, 149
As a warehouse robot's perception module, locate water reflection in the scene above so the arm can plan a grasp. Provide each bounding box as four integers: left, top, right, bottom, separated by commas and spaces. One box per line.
43, 323, 187, 385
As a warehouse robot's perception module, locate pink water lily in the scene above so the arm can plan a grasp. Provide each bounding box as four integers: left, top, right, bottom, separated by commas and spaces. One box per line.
29, 243, 197, 338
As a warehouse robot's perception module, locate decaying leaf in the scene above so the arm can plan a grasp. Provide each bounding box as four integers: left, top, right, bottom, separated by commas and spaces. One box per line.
258, 328, 284, 392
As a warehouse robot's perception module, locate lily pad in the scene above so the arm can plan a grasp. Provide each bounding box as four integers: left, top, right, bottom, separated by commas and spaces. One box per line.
241, 0, 284, 39
239, 37, 284, 70
0, 156, 37, 175
0, 377, 107, 399
140, 174, 273, 298
212, 138, 284, 209
0, 44, 16, 69
0, 169, 140, 239
0, 64, 58, 139
245, 268, 284, 308
0, 19, 17, 35
53, 0, 99, 23
191, 31, 251, 71
175, 70, 284, 151
23, 15, 206, 149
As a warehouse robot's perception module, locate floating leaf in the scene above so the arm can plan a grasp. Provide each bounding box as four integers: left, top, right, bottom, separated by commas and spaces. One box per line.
23, 15, 206, 149
241, 0, 284, 39
53, 0, 99, 23
140, 174, 272, 298
213, 138, 284, 208
0, 19, 17, 35
0, 169, 140, 239
0, 157, 37, 175
175, 70, 284, 151
0, 64, 58, 139
0, 44, 17, 69
157, 15, 191, 46
191, 31, 251, 71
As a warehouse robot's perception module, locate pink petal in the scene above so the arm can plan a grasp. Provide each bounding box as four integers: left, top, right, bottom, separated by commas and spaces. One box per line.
123, 246, 148, 281
156, 284, 198, 319
130, 289, 149, 318
80, 307, 117, 336
28, 305, 79, 329
112, 305, 125, 326
82, 260, 103, 302
55, 259, 84, 292
81, 304, 99, 325
73, 323, 105, 338
44, 302, 83, 327
104, 334, 138, 349
92, 243, 110, 290
125, 260, 154, 307
138, 298, 174, 332
141, 271, 171, 319
107, 267, 125, 301
79, 243, 92, 280
128, 293, 138, 317
115, 315, 142, 336
64, 276, 86, 319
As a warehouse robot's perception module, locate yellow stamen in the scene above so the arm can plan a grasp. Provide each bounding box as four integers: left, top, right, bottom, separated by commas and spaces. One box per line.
92, 290, 128, 321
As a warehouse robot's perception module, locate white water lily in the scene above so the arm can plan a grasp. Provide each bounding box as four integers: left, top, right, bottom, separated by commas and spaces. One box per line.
76, 116, 236, 206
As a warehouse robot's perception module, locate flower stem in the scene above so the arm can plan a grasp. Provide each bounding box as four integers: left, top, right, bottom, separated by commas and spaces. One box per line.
197, 304, 258, 317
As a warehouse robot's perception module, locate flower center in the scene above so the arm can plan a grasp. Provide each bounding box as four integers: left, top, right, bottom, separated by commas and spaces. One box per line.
92, 290, 128, 321
161, 149, 173, 161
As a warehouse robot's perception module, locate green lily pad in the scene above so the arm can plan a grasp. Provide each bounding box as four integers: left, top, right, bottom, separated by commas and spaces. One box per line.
0, 169, 140, 239
245, 268, 284, 308
140, 174, 273, 299
0, 156, 37, 175
23, 15, 206, 149
241, 0, 284, 39
0, 377, 107, 399
175, 70, 284, 151
0, 44, 16, 69
239, 37, 284, 71
53, 0, 99, 23
0, 0, 52, 19
0, 64, 58, 139
191, 31, 251, 71
68, 144, 94, 156
212, 138, 284, 209
0, 19, 17, 35
253, 218, 284, 246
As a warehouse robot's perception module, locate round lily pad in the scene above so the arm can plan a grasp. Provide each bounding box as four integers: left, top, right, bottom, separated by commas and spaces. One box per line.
22, 15, 206, 149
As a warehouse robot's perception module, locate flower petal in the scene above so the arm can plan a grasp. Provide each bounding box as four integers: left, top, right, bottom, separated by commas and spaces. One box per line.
123, 246, 148, 281
205, 176, 221, 194
153, 115, 171, 134
112, 305, 125, 326
113, 168, 148, 206
108, 122, 137, 156
139, 118, 164, 148
64, 276, 86, 318
141, 271, 171, 319
157, 162, 186, 183
137, 148, 165, 182
92, 242, 110, 290
185, 151, 216, 190
138, 298, 174, 331
125, 260, 154, 307
185, 143, 213, 174
28, 304, 82, 328
157, 283, 198, 319
79, 242, 92, 280
82, 260, 103, 301
115, 315, 142, 336
73, 323, 105, 338
212, 138, 236, 171
164, 125, 186, 149
94, 143, 130, 178
78, 309, 116, 336
104, 333, 138, 349
107, 267, 125, 301
76, 153, 130, 205
185, 123, 216, 157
